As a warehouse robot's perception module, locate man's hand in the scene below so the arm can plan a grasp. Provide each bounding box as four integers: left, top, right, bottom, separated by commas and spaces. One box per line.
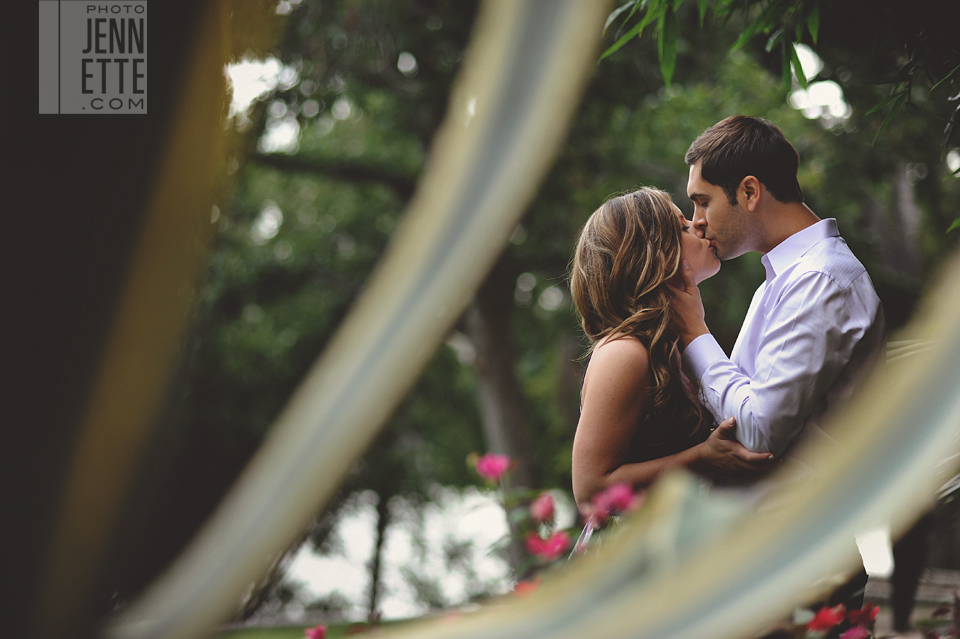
669, 260, 709, 347
697, 417, 778, 478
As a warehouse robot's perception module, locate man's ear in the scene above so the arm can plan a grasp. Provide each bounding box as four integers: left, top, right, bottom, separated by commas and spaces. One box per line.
740, 175, 761, 211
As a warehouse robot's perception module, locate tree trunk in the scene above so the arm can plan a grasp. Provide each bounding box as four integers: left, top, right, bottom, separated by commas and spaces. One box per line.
462, 260, 541, 575
558, 330, 586, 438
893, 162, 923, 282
366, 488, 392, 623
864, 163, 923, 284
462, 261, 540, 488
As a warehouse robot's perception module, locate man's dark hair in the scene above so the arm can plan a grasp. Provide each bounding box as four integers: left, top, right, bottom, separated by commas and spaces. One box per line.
685, 115, 804, 205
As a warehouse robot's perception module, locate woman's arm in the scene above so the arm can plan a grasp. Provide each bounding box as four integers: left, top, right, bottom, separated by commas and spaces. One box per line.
571, 337, 774, 509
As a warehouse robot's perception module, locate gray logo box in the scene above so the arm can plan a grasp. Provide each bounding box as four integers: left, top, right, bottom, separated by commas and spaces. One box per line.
39, 1, 148, 114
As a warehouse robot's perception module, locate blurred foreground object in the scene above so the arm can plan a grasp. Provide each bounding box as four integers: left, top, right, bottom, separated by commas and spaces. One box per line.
11, 1, 960, 639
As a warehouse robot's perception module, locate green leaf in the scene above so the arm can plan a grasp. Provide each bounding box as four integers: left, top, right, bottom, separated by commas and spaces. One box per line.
623, 0, 650, 24
697, 0, 709, 26
599, 2, 662, 61
732, 1, 782, 50
947, 216, 960, 233
599, 18, 647, 60
931, 63, 960, 92
765, 27, 784, 53
865, 90, 907, 116
872, 94, 907, 144
638, 3, 664, 30
790, 40, 807, 89
603, 0, 640, 35
807, 4, 820, 43
659, 5, 679, 86
733, 19, 765, 50
714, 0, 734, 15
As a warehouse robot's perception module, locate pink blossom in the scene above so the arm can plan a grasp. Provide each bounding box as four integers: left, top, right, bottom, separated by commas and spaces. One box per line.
304, 623, 327, 639
839, 627, 870, 639
595, 483, 637, 511
474, 453, 511, 482
513, 576, 541, 597
807, 605, 846, 632
529, 493, 555, 523
525, 530, 571, 561
583, 483, 642, 524
846, 602, 879, 626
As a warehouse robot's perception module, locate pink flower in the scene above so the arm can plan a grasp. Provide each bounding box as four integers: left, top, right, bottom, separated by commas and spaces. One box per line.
304, 623, 327, 639
525, 530, 571, 561
474, 453, 511, 482
839, 627, 870, 639
583, 483, 642, 524
513, 576, 541, 597
595, 483, 637, 512
807, 604, 846, 632
846, 602, 879, 626
529, 493, 555, 523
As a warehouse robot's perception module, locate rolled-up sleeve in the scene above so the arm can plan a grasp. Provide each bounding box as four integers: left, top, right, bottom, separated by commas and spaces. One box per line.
685, 272, 860, 456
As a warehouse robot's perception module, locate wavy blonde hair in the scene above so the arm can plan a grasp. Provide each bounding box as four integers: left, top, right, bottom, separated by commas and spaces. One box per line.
570, 187, 707, 437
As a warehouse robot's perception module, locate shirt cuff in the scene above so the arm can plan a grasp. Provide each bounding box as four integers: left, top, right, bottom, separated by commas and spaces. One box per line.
683, 333, 728, 381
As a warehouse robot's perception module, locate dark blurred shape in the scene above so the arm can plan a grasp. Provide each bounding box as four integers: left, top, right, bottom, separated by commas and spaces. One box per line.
5, 1, 278, 637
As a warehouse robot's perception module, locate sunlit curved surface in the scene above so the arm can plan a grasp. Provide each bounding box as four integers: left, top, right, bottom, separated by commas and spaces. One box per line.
99, 1, 960, 639
105, 1, 610, 638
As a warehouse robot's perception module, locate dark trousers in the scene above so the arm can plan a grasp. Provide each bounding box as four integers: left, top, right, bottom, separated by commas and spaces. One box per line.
891, 512, 935, 632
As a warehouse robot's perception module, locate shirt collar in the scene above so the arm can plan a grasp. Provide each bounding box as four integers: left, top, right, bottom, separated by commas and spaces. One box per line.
761, 218, 839, 282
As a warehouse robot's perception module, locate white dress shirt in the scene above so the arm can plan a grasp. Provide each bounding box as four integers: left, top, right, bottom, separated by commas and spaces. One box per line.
684, 219, 886, 458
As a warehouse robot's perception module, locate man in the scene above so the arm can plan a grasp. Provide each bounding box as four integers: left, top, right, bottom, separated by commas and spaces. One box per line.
671, 115, 886, 610
672, 115, 885, 461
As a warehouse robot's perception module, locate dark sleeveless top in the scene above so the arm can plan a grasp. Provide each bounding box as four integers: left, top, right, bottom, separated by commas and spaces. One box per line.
623, 414, 707, 463
580, 348, 709, 464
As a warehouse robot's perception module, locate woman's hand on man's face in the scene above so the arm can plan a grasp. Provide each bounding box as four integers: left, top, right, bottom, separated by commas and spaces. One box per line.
669, 260, 709, 347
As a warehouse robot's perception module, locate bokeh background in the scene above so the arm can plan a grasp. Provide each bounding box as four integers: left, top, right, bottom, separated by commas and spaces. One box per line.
9, 0, 960, 636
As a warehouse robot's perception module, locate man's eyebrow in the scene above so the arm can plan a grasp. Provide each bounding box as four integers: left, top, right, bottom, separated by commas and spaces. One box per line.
688, 192, 707, 201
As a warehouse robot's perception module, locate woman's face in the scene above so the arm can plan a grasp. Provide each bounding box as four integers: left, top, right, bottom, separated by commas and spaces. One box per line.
674, 204, 720, 283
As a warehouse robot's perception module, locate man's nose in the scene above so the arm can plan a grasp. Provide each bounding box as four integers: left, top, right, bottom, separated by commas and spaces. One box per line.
692, 209, 707, 238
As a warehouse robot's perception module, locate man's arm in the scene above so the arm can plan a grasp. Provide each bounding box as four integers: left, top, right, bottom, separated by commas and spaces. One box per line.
572, 336, 773, 507
672, 261, 865, 456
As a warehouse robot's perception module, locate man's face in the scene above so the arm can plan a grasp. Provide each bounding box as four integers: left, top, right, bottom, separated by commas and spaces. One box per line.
686, 162, 754, 260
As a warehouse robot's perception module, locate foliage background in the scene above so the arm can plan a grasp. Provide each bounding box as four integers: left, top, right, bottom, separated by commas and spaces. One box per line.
103, 0, 960, 625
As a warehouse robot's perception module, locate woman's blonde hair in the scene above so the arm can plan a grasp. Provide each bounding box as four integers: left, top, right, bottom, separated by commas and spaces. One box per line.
570, 187, 707, 437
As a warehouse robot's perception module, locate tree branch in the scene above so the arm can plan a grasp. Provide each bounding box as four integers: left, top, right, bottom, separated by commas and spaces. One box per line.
251, 152, 418, 199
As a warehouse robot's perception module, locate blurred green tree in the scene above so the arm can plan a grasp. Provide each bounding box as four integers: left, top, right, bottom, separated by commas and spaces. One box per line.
109, 0, 960, 623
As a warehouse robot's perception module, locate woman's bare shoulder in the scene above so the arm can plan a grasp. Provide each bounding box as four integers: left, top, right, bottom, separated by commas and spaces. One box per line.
593, 334, 649, 361
586, 335, 650, 383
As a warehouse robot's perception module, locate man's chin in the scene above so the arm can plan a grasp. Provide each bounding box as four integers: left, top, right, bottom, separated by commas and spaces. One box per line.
714, 247, 736, 261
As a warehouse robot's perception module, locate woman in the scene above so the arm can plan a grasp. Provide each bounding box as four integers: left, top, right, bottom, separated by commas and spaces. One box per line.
570, 187, 772, 509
